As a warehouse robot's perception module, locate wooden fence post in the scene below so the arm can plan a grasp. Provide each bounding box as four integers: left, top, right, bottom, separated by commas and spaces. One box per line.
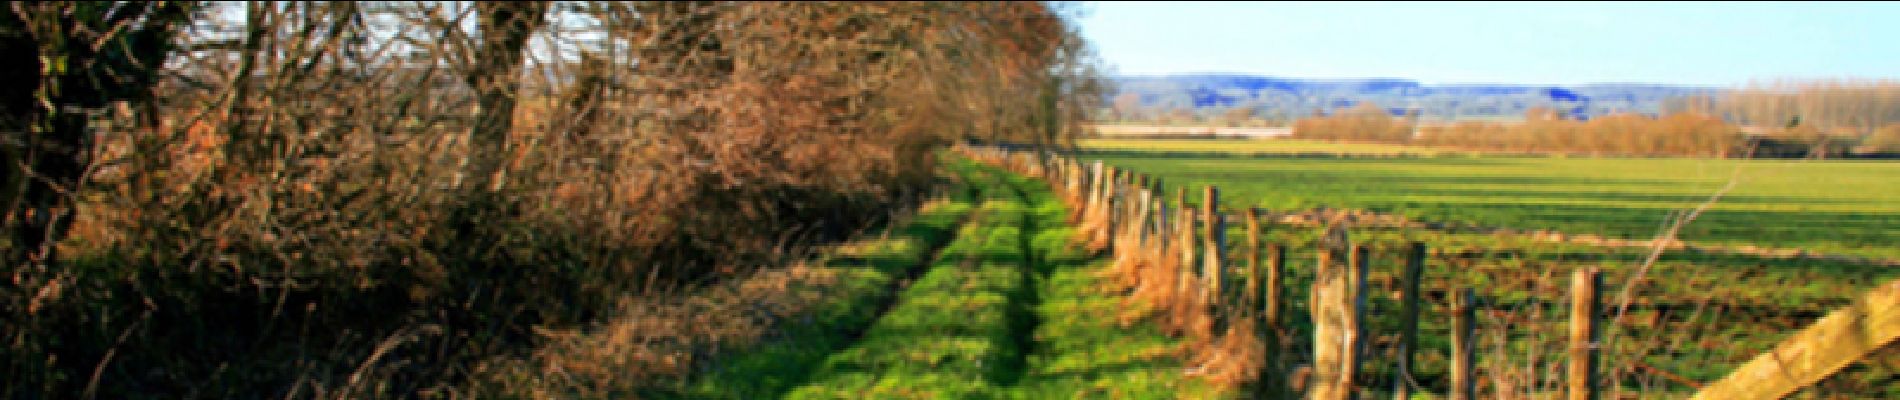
1244, 208, 1263, 309
1570, 267, 1601, 400
1176, 206, 1197, 297
1129, 176, 1145, 248
1257, 239, 1287, 399
1149, 194, 1165, 243
1394, 242, 1426, 400
1093, 162, 1108, 211
1340, 244, 1370, 399
1148, 178, 1164, 238
1132, 184, 1153, 249
1312, 223, 1353, 400
1072, 161, 1083, 200
1176, 187, 1196, 296
1104, 167, 1122, 244
1451, 288, 1476, 400
1086, 162, 1102, 211
1202, 185, 1226, 304
1265, 243, 1285, 329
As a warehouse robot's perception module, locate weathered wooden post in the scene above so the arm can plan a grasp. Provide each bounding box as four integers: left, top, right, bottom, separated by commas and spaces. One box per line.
1123, 171, 1141, 242
1176, 207, 1198, 298
1069, 161, 1083, 201
1149, 193, 1165, 242
1093, 162, 1108, 211
1451, 288, 1476, 400
1312, 223, 1354, 400
1340, 244, 1370, 399
1117, 168, 1132, 237
1148, 178, 1165, 237
1107, 168, 1121, 240
1201, 185, 1226, 304
1243, 208, 1263, 309
1086, 162, 1102, 211
1394, 242, 1427, 400
1570, 267, 1601, 400
1265, 243, 1285, 329
1132, 183, 1153, 249
1175, 187, 1196, 296
1690, 278, 1900, 400
1064, 161, 1079, 200
1256, 238, 1288, 399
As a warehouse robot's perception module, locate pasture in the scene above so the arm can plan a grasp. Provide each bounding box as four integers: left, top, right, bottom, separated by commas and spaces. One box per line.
1077, 138, 1900, 259
1047, 139, 1900, 396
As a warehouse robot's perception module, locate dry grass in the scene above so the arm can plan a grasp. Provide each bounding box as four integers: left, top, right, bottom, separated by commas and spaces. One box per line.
471, 261, 836, 397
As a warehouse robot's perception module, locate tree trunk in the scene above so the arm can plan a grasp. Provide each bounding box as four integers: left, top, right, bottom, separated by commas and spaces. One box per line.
1, 2, 190, 267
465, 2, 548, 192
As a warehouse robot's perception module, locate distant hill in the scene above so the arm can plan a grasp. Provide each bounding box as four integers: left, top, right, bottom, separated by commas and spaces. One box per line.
1109, 73, 1724, 122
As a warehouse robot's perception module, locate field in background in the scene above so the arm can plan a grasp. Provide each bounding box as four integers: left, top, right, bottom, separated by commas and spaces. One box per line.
1079, 138, 1450, 156
1077, 138, 1900, 259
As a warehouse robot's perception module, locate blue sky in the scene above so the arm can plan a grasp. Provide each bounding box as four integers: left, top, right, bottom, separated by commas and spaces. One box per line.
1073, 1, 1900, 87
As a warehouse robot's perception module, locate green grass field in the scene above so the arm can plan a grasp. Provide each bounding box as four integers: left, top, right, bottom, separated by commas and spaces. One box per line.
1063, 139, 1900, 397
1080, 138, 1451, 156
1243, 223, 1897, 397
1079, 138, 1900, 259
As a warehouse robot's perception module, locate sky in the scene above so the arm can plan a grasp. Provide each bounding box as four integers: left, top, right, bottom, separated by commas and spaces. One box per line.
1073, 1, 1900, 87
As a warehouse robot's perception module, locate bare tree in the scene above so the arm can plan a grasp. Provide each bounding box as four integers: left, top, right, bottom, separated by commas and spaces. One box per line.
1, 2, 194, 267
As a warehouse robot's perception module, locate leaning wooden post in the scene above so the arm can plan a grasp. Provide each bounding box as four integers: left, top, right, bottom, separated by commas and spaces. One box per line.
1394, 242, 1427, 400
1311, 223, 1353, 400
1690, 278, 1900, 400
1451, 288, 1477, 400
1201, 185, 1226, 305
1570, 267, 1601, 400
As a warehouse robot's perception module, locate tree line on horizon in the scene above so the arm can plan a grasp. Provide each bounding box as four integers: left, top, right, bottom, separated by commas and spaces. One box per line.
1287, 80, 1900, 158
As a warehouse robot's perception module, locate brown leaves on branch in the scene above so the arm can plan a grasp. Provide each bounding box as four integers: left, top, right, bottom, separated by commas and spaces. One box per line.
3, 1, 1105, 397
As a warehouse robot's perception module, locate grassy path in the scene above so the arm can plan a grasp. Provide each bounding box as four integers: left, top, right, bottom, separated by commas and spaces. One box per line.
646, 161, 988, 399
760, 159, 1226, 399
